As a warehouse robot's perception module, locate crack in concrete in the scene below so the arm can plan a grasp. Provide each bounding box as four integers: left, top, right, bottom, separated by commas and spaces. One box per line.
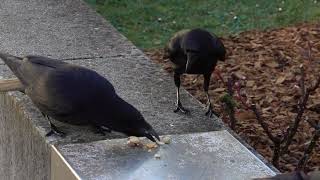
61, 54, 126, 61
0, 54, 128, 65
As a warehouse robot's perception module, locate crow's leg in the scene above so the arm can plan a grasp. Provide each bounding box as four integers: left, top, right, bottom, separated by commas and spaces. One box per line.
94, 125, 112, 136
42, 113, 65, 137
173, 72, 190, 114
46, 121, 65, 137
203, 73, 218, 117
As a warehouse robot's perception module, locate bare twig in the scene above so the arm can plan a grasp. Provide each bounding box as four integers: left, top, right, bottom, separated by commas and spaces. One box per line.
227, 75, 235, 96
229, 74, 250, 110
226, 44, 320, 169
223, 74, 249, 130
215, 68, 226, 85
250, 104, 281, 143
299, 65, 306, 97
307, 41, 313, 61
272, 140, 282, 168
224, 75, 284, 166
282, 68, 320, 155
297, 125, 320, 170
234, 86, 250, 109
219, 57, 319, 169
250, 104, 282, 167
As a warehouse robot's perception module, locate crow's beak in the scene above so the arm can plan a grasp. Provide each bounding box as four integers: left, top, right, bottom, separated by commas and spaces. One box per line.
185, 59, 190, 72
145, 128, 160, 142
185, 51, 198, 73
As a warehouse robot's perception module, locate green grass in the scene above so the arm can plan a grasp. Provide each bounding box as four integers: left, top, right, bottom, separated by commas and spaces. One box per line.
85, 0, 320, 49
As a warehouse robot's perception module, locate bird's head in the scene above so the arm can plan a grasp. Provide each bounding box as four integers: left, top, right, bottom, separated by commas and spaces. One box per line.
214, 38, 226, 62
123, 118, 160, 142
116, 103, 160, 142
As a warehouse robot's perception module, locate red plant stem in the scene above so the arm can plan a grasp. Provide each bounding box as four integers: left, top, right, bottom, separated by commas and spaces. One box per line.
227, 76, 234, 96
226, 76, 236, 130
250, 104, 282, 167
297, 126, 320, 170
250, 104, 280, 143
215, 69, 226, 86
235, 88, 250, 109
272, 141, 281, 168
282, 70, 320, 155
282, 91, 310, 154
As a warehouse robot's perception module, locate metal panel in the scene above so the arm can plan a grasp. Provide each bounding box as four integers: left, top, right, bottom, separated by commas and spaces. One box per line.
56, 131, 277, 180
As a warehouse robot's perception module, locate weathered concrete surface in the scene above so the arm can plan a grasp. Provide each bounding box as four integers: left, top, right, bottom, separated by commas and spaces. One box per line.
0, 0, 136, 60
57, 130, 276, 180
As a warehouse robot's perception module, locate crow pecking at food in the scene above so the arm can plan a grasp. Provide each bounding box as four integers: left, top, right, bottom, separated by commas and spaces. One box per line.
164, 28, 226, 117
0, 53, 160, 142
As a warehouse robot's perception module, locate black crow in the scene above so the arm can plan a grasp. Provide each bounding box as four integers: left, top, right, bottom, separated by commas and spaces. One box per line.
164, 28, 226, 117
0, 53, 160, 142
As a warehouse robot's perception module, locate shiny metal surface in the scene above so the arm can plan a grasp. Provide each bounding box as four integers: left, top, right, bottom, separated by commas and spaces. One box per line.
57, 130, 276, 180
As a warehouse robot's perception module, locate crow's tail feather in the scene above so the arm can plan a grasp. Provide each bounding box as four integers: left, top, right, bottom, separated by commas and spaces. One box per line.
0, 53, 23, 75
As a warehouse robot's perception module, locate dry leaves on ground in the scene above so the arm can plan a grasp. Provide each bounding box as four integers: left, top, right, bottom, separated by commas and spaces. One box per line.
145, 23, 320, 172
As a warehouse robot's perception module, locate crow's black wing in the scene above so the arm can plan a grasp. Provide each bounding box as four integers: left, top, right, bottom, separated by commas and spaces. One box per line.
27, 64, 116, 125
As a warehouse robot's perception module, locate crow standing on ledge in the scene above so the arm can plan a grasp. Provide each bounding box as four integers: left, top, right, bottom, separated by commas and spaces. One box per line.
0, 53, 160, 142
164, 28, 226, 117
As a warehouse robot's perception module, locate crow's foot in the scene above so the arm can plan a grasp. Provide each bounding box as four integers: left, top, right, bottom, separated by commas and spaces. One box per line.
174, 102, 190, 114
46, 123, 65, 137
94, 126, 112, 136
205, 104, 219, 118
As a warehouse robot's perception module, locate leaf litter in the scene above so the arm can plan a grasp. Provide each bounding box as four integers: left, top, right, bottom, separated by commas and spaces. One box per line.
145, 23, 320, 172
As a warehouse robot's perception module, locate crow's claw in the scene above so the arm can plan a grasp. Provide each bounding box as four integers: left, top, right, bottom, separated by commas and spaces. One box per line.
94, 126, 112, 136
46, 126, 65, 137
174, 103, 190, 114
42, 113, 65, 137
205, 105, 219, 118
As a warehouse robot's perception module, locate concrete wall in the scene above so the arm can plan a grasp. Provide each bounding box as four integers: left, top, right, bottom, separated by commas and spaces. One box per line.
0, 93, 50, 180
